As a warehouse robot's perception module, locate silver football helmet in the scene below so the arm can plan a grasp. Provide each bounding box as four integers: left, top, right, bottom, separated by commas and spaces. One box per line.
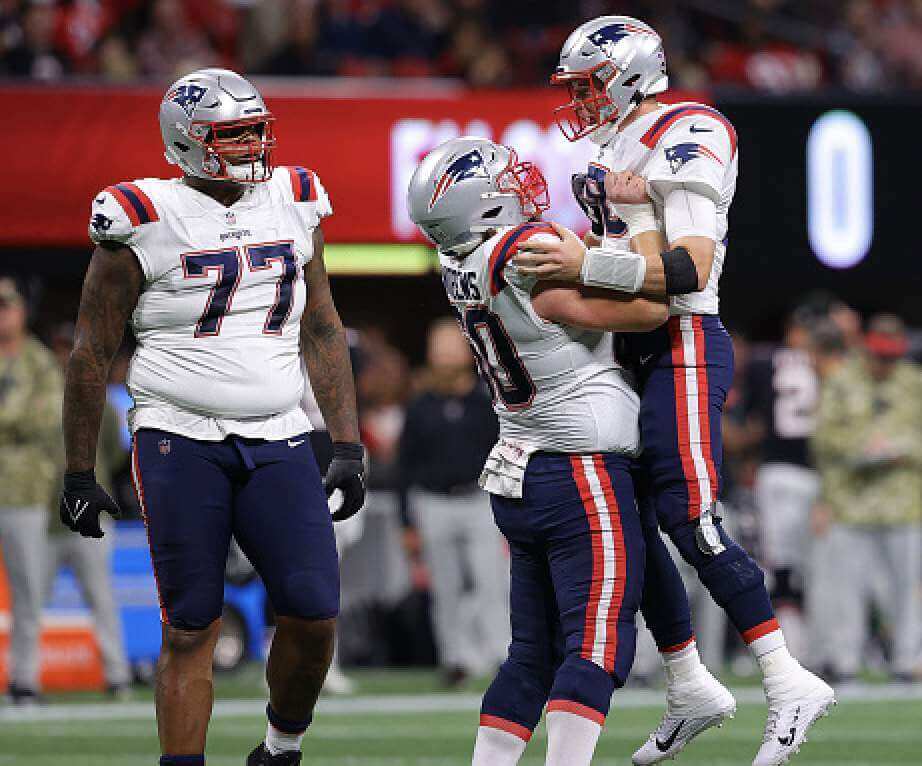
552, 16, 667, 141
407, 137, 549, 256
159, 68, 275, 183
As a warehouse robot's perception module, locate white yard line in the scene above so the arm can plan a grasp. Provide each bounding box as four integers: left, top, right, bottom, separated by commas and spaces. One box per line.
1, 683, 920, 725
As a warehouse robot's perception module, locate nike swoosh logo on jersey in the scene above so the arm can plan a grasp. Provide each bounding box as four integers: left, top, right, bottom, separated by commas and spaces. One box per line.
655, 719, 685, 751
288, 439, 305, 448
689, 124, 713, 133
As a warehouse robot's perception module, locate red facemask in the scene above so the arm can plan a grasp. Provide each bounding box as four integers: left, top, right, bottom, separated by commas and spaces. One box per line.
550, 64, 618, 142
189, 115, 277, 182
496, 148, 550, 216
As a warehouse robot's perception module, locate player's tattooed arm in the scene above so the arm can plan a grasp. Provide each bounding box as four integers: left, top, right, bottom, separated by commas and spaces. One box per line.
300, 228, 361, 444
63, 244, 143, 472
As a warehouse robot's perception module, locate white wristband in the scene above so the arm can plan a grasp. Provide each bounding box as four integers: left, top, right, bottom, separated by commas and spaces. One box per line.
613, 202, 659, 240
580, 247, 647, 293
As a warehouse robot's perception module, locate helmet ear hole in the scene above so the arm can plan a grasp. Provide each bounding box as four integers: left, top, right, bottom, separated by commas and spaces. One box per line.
482, 206, 503, 219
623, 74, 640, 87
173, 141, 190, 152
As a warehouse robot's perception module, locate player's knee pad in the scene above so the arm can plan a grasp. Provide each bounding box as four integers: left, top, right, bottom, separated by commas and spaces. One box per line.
271, 570, 340, 621
548, 656, 616, 721
669, 520, 766, 608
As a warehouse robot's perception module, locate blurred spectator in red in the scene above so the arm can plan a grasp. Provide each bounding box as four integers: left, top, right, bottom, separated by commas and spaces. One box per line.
3, 1, 71, 80
136, 0, 219, 79
707, 9, 825, 91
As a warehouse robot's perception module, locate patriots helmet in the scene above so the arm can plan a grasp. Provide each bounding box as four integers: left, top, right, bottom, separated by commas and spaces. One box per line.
159, 68, 276, 183
407, 137, 549, 256
552, 16, 667, 142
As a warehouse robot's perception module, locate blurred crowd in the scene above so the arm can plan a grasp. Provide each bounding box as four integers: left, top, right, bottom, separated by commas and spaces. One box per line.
1, 272, 921, 702
4, 0, 922, 91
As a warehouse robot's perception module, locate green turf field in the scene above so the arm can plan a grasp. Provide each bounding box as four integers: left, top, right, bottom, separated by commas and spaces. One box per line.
1, 670, 920, 765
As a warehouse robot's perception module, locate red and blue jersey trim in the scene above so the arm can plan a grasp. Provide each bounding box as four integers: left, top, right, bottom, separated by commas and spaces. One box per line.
105, 182, 158, 226
287, 166, 319, 202
488, 222, 556, 296
641, 105, 737, 157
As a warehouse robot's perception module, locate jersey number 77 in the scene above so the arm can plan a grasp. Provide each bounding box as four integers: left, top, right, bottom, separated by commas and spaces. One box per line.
456, 305, 535, 410
181, 241, 298, 337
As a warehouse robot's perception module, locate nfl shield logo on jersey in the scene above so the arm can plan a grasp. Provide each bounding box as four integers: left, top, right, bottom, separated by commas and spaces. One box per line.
158, 439, 171, 455
225, 211, 236, 225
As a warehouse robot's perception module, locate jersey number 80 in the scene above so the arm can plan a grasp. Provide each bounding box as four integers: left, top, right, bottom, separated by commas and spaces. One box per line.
456, 306, 536, 411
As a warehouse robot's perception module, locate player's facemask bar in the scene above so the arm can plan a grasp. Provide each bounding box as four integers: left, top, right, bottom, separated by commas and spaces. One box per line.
551, 64, 620, 142
493, 148, 550, 217
189, 115, 277, 183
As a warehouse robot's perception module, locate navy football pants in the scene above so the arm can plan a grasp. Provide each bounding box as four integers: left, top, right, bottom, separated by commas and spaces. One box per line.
480, 452, 644, 739
131, 429, 339, 630
627, 315, 778, 649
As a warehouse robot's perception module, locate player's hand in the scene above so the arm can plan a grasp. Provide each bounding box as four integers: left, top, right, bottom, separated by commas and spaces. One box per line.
325, 442, 366, 522
513, 222, 586, 282
59, 470, 121, 538
571, 173, 605, 236
604, 170, 649, 204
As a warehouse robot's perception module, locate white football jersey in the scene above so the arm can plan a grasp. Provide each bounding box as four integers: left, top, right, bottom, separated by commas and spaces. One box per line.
88, 167, 332, 440
440, 222, 640, 455
592, 102, 738, 316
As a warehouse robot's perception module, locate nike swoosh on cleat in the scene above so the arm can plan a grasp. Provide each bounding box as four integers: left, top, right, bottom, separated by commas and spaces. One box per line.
288, 439, 305, 448
778, 727, 797, 746
655, 719, 685, 751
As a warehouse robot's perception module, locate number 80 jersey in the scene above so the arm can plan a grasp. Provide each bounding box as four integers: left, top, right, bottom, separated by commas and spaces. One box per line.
88, 167, 331, 440
440, 222, 641, 455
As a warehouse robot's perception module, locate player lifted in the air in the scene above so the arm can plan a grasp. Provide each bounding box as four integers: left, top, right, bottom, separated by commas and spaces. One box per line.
59, 69, 365, 766
514, 17, 835, 766
409, 137, 666, 766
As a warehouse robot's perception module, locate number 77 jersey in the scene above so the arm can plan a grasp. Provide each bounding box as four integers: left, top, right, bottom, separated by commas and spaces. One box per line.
440, 222, 641, 455
88, 167, 331, 440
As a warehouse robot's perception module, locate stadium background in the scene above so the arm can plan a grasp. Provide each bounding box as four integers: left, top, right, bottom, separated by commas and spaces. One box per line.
1, 0, 921, 764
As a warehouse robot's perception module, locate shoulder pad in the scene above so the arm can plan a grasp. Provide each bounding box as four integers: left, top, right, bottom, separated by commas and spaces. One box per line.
641, 104, 737, 158
279, 166, 333, 218
487, 222, 557, 296
89, 182, 159, 245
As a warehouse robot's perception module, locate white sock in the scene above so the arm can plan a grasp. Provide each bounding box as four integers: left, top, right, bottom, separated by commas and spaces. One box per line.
265, 722, 304, 756
545, 709, 603, 766
662, 641, 705, 684
472, 721, 528, 766
757, 644, 801, 680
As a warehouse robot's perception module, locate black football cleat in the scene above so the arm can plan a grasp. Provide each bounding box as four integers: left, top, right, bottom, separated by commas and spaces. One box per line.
246, 743, 302, 765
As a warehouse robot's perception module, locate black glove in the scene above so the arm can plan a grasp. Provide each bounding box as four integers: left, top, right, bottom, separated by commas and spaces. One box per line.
571, 173, 605, 237
59, 470, 121, 538
324, 442, 366, 522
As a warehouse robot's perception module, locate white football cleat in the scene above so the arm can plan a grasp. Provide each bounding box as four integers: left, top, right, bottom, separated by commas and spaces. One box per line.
632, 669, 737, 765
752, 668, 835, 766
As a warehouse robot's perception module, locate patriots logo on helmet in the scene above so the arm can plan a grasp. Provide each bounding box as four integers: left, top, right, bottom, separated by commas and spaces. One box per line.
429, 150, 488, 211
167, 84, 208, 118
589, 22, 653, 55
665, 142, 723, 174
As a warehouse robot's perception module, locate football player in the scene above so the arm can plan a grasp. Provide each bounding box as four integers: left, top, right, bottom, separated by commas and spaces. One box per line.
59, 69, 365, 766
408, 136, 665, 766
513, 17, 835, 766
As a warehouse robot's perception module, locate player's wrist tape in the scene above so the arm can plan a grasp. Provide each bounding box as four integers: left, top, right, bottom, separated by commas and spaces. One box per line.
660, 246, 699, 295
63, 470, 96, 489
332, 442, 364, 461
614, 203, 658, 240
580, 248, 646, 293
